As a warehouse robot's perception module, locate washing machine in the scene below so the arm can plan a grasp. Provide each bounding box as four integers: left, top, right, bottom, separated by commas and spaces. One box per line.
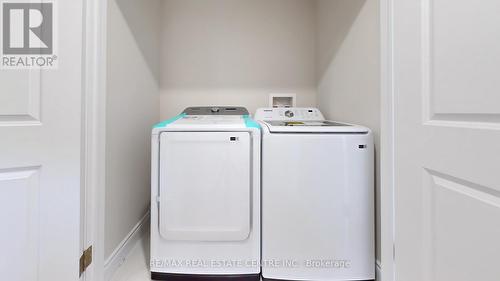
255, 107, 375, 281
151, 107, 261, 281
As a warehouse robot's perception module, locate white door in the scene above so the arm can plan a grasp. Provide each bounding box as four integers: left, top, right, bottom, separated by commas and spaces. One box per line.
392, 0, 500, 280
0, 1, 84, 281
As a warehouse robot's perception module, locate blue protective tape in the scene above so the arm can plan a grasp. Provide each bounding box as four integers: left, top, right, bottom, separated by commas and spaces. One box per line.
243, 115, 261, 129
153, 113, 186, 128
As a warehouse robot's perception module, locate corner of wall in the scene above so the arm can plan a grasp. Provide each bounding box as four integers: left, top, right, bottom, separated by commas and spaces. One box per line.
104, 0, 161, 267
104, 212, 150, 281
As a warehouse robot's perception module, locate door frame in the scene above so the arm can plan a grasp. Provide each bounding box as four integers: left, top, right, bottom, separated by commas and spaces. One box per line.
380, 0, 395, 281
82, 0, 107, 280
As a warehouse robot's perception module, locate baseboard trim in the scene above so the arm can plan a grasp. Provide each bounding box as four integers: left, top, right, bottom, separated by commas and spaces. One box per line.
104, 211, 150, 281
376, 260, 382, 281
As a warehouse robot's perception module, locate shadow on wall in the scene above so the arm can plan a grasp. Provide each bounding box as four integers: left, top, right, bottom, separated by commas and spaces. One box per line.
316, 0, 366, 83
114, 0, 161, 84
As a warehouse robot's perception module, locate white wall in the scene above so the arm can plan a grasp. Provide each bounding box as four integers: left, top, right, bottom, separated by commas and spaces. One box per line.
159, 0, 317, 118
316, 0, 381, 263
105, 0, 161, 259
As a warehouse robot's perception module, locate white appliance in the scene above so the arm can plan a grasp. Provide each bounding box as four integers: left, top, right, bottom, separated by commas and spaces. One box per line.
151, 107, 261, 281
255, 108, 375, 281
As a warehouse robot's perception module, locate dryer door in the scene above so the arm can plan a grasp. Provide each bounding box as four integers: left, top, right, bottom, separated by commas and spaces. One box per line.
158, 131, 251, 241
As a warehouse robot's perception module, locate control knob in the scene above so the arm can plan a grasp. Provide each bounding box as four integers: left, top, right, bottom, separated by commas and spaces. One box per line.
284, 110, 294, 118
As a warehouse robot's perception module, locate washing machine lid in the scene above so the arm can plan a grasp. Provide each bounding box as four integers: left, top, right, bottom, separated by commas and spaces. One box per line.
153, 106, 260, 131
169, 115, 247, 129
255, 108, 369, 133
261, 120, 369, 133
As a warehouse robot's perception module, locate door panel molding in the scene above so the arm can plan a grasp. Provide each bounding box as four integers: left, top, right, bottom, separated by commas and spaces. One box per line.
426, 169, 500, 208
0, 70, 41, 126
422, 169, 500, 281
425, 114, 500, 130
0, 166, 40, 280
421, 0, 500, 129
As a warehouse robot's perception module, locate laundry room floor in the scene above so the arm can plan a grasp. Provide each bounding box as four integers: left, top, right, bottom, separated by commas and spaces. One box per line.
110, 229, 265, 281
110, 232, 152, 281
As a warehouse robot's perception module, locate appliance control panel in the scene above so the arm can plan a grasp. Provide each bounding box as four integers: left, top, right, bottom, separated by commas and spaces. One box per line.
254, 108, 325, 121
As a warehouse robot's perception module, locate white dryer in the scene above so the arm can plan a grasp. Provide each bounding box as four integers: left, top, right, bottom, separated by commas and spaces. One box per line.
255, 108, 375, 281
151, 107, 261, 281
